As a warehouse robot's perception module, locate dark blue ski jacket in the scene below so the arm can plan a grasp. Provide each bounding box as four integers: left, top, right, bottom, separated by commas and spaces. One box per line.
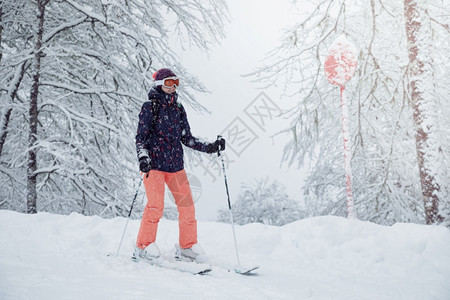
136, 86, 211, 173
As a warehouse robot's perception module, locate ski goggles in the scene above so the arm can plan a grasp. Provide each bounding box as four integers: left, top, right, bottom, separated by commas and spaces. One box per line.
154, 76, 179, 88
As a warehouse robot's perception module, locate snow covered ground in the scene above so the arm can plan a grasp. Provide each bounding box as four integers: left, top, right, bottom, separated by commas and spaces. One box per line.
1, 210, 449, 300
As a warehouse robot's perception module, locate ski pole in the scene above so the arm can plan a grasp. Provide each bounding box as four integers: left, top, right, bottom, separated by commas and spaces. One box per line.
115, 176, 143, 257
217, 136, 241, 267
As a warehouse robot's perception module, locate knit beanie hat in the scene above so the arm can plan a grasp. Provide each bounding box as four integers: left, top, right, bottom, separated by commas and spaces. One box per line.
153, 68, 177, 81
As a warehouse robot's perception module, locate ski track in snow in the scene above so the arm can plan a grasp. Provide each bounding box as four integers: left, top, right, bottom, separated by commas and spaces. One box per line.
1, 210, 449, 300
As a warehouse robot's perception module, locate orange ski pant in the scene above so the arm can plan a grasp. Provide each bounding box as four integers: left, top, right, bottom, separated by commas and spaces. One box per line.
136, 170, 197, 250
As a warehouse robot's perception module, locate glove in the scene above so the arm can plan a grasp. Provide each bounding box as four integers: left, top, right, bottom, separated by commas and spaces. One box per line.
139, 156, 152, 173
206, 138, 226, 154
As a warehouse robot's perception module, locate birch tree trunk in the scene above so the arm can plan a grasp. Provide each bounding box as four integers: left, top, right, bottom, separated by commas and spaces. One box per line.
27, 0, 48, 214
404, 0, 443, 224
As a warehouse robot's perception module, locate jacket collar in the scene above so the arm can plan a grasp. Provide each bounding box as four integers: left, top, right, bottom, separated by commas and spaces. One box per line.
148, 86, 178, 105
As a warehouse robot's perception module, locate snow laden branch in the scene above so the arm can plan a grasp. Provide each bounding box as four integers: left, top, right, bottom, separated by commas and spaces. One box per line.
162, 0, 228, 51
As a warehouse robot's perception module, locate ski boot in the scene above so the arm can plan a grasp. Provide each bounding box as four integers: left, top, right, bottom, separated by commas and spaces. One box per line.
132, 243, 161, 262
175, 244, 208, 263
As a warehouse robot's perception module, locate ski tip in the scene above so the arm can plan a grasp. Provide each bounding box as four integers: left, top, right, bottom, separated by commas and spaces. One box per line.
197, 268, 212, 275
234, 265, 260, 275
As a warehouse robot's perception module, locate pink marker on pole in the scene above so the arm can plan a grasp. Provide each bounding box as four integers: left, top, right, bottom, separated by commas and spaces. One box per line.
324, 35, 358, 219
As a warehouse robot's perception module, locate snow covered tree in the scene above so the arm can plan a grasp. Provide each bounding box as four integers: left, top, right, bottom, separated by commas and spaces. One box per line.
217, 177, 306, 226
27, 0, 49, 214
403, 0, 445, 224
0, 0, 227, 216
251, 0, 450, 225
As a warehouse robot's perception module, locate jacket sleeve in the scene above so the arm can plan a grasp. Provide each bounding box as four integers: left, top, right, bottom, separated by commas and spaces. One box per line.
135, 101, 153, 159
179, 105, 211, 153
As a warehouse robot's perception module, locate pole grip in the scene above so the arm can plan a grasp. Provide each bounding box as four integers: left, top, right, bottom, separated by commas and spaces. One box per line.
217, 135, 223, 157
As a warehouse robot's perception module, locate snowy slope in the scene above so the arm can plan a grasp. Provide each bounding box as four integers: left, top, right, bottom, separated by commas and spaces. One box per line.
1, 210, 449, 300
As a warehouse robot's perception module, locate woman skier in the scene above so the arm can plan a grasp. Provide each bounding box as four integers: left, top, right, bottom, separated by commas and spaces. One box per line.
133, 68, 225, 263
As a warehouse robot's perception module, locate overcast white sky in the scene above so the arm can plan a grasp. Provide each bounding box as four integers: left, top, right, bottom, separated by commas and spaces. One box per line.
164, 1, 308, 221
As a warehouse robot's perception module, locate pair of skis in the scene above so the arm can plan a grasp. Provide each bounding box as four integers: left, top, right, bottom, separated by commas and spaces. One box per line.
132, 257, 259, 276
131, 251, 259, 276
131, 255, 212, 275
